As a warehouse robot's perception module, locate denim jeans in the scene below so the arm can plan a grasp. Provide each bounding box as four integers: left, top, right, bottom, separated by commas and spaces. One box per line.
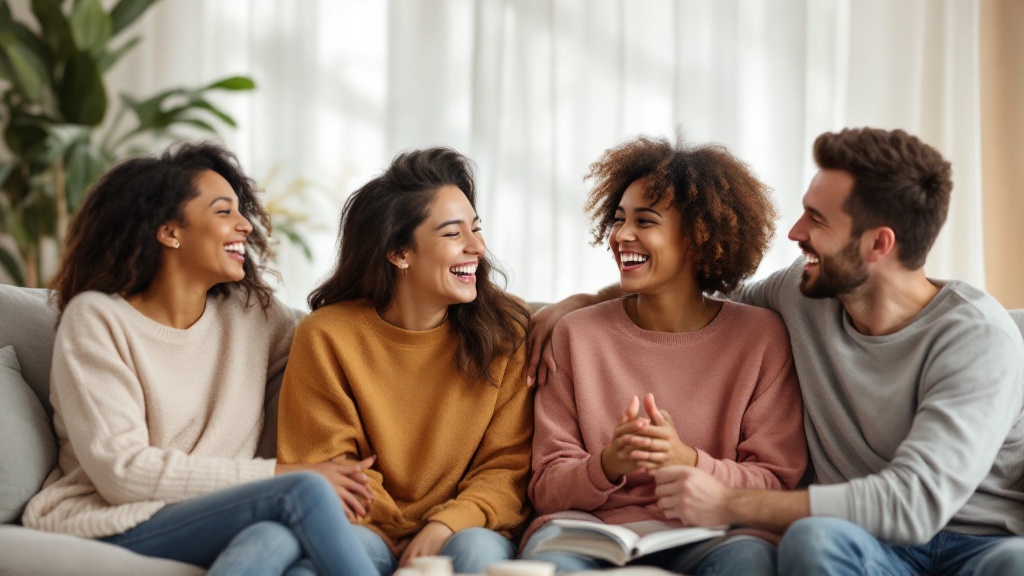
521, 523, 777, 575
779, 517, 1024, 576
352, 524, 517, 575
103, 472, 377, 576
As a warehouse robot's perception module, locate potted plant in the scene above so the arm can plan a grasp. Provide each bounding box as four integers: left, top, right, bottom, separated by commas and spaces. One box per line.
0, 0, 255, 286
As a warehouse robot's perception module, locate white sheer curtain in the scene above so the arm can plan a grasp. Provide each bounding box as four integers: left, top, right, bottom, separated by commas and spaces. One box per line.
105, 0, 983, 308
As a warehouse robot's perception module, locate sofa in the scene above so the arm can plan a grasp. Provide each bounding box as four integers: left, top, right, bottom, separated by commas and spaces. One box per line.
2, 282, 1023, 576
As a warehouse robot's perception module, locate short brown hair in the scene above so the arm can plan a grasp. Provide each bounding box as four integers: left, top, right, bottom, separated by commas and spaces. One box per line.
813, 128, 952, 270
584, 135, 778, 294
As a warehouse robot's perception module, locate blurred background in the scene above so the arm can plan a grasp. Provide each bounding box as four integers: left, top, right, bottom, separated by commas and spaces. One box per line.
2, 0, 1021, 310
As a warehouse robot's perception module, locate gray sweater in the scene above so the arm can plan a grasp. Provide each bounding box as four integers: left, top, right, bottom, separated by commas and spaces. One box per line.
738, 259, 1024, 544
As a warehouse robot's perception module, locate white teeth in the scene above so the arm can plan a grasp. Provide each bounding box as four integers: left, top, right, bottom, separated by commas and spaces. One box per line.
449, 263, 478, 276
620, 252, 649, 265
805, 253, 819, 264
225, 242, 246, 254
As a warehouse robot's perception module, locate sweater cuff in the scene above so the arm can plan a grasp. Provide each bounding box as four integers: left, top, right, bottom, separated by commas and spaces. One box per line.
426, 501, 487, 533
239, 458, 277, 484
586, 453, 626, 493
808, 483, 851, 519
694, 448, 716, 476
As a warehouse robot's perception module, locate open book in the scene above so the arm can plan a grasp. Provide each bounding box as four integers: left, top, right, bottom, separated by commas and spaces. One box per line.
531, 519, 726, 566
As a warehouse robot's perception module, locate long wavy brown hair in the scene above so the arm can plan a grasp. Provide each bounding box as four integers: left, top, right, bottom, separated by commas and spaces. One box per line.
51, 142, 275, 320
309, 147, 529, 385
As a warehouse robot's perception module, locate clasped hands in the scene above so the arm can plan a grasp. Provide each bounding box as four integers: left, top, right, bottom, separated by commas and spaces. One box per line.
600, 393, 734, 527
600, 393, 697, 481
275, 454, 376, 522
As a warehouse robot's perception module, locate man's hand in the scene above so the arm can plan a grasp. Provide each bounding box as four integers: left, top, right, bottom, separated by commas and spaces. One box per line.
651, 466, 733, 527
626, 394, 698, 470
526, 295, 585, 386
601, 396, 651, 482
275, 454, 376, 521
399, 521, 455, 567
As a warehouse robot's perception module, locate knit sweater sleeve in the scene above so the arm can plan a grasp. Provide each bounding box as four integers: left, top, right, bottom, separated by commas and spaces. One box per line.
528, 321, 626, 515
425, 342, 535, 534
809, 323, 1023, 544
692, 330, 807, 489
276, 315, 365, 465
51, 299, 275, 507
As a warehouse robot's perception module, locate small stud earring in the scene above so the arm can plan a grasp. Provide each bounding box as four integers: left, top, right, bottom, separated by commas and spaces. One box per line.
173, 240, 180, 249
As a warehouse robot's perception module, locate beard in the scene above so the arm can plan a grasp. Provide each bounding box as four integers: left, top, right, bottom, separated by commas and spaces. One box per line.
800, 238, 869, 299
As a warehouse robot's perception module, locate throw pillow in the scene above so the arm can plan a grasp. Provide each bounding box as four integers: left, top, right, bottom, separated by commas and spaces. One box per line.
0, 346, 57, 524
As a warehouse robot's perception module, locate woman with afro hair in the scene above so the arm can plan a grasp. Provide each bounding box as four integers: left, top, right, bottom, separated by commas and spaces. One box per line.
521, 134, 807, 575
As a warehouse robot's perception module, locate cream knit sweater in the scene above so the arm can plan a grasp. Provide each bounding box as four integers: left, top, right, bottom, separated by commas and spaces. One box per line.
21, 290, 296, 539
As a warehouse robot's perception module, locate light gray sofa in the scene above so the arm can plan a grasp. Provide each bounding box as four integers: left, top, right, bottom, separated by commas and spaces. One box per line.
2, 282, 1023, 575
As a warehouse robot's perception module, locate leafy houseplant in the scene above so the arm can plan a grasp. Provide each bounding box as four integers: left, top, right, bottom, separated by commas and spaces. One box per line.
0, 0, 255, 286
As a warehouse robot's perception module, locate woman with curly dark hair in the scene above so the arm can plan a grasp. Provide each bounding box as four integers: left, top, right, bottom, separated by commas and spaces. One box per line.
276, 147, 534, 575
22, 142, 377, 575
521, 135, 807, 575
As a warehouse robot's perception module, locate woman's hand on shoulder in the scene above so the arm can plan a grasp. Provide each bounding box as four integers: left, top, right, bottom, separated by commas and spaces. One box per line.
275, 454, 376, 521
398, 521, 455, 567
527, 292, 598, 387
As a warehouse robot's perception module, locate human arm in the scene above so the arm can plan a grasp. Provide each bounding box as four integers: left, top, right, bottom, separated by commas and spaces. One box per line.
421, 343, 535, 535
50, 297, 277, 505
398, 521, 455, 567
807, 325, 1022, 544
527, 284, 621, 386
652, 466, 810, 534
275, 317, 377, 518
527, 323, 631, 513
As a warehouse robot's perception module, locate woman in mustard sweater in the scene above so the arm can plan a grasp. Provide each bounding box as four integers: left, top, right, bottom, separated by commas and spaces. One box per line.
277, 147, 534, 575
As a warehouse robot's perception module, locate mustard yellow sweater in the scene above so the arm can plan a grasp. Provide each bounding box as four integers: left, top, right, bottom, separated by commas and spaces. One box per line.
277, 301, 533, 546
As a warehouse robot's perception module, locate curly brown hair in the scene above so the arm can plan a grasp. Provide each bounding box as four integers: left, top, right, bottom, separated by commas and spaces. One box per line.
584, 134, 778, 294
52, 141, 276, 320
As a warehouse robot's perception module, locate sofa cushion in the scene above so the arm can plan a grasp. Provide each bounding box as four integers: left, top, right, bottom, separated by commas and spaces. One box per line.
0, 285, 58, 415
0, 346, 57, 524
0, 525, 203, 576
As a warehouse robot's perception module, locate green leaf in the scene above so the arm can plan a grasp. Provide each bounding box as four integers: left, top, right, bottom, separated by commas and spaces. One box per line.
96, 35, 139, 71
0, 32, 48, 102
59, 50, 107, 125
0, 246, 26, 286
64, 140, 107, 211
121, 88, 187, 129
170, 117, 218, 134
109, 0, 160, 36
39, 124, 90, 165
11, 20, 55, 75
3, 115, 49, 157
275, 224, 314, 261
204, 76, 256, 91
30, 0, 75, 61
70, 0, 111, 57
189, 99, 237, 127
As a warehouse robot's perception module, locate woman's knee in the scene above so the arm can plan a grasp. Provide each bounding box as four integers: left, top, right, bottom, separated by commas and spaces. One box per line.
441, 527, 515, 573
273, 471, 336, 507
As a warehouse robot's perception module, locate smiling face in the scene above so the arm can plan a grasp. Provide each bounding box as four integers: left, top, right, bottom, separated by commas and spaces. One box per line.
787, 169, 869, 298
169, 169, 253, 286
397, 184, 485, 308
609, 179, 693, 296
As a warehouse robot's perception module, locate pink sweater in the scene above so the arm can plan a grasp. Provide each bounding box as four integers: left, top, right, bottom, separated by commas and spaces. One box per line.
525, 298, 806, 542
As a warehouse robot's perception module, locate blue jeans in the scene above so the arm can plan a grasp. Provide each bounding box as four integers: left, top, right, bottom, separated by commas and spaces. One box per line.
103, 472, 376, 576
352, 524, 517, 575
521, 523, 777, 575
779, 517, 1024, 576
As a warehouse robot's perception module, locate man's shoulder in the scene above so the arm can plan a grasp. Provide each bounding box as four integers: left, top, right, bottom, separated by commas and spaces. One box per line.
931, 281, 1022, 345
